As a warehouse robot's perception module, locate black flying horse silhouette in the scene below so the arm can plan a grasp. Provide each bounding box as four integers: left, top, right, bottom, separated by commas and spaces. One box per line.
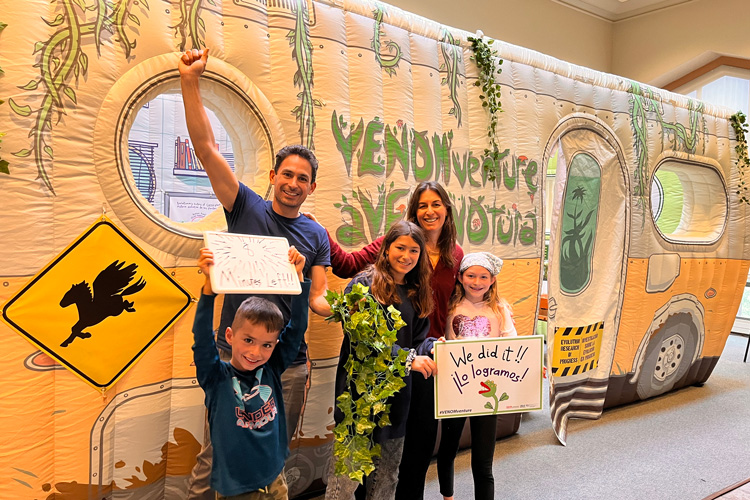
59, 260, 147, 348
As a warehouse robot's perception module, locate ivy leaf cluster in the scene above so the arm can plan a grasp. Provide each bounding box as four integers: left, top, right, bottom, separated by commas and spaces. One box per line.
730, 111, 749, 205
467, 33, 503, 180
326, 283, 409, 483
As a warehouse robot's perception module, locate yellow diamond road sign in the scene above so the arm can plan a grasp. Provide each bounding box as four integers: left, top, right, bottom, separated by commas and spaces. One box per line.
2, 217, 194, 389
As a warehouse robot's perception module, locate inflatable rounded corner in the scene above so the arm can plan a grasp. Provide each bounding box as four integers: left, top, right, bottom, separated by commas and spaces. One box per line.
93, 53, 286, 257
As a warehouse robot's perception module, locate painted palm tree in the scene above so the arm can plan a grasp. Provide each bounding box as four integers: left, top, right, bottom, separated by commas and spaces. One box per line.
561, 185, 595, 293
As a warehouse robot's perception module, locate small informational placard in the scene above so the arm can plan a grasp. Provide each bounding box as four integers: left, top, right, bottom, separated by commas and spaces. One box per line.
434, 336, 544, 419
203, 231, 301, 295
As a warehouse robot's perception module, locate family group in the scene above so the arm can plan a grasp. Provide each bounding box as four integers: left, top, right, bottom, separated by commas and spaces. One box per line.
181, 48, 517, 500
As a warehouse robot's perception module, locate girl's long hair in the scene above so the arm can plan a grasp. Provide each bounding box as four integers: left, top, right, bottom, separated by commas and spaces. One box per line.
448, 271, 512, 327
368, 220, 434, 318
405, 181, 458, 269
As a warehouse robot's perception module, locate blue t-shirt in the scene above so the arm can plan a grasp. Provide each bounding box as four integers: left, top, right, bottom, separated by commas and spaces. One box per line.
193, 280, 311, 496
218, 183, 330, 360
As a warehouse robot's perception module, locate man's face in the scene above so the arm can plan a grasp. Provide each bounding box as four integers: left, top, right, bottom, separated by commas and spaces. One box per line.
269, 154, 316, 212
225, 320, 279, 371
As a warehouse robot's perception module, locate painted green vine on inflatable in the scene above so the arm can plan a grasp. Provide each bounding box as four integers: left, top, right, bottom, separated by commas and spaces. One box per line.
8, 0, 149, 195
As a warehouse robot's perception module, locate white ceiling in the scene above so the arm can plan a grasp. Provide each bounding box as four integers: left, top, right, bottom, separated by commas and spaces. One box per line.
553, 0, 695, 21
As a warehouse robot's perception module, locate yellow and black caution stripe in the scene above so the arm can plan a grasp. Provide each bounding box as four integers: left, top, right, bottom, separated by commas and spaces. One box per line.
551, 321, 604, 377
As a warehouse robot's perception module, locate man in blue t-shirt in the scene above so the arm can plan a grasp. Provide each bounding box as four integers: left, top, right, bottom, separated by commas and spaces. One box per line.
180, 48, 332, 500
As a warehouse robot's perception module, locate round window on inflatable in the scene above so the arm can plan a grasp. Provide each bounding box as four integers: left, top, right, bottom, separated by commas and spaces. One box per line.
94, 54, 284, 257
127, 94, 235, 223
649, 157, 728, 244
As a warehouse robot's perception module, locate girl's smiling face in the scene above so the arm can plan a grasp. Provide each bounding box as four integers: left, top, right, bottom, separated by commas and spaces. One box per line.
387, 235, 421, 284
459, 265, 496, 303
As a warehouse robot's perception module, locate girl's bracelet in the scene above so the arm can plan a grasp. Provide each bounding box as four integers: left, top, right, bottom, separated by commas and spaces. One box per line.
404, 349, 417, 375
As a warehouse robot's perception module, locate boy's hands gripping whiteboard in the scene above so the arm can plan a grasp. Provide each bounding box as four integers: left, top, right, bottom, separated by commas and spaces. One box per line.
203, 231, 302, 294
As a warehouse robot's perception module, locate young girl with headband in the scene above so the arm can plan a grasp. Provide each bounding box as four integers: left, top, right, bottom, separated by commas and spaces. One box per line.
437, 252, 516, 500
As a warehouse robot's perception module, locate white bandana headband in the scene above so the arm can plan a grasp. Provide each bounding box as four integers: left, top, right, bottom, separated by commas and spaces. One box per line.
459, 252, 504, 276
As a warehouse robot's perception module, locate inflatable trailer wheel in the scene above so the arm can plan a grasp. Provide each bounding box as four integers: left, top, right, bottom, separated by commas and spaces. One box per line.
636, 312, 698, 399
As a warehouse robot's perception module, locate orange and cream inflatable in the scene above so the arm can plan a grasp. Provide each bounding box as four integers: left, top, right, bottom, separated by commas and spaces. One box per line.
0, 0, 747, 497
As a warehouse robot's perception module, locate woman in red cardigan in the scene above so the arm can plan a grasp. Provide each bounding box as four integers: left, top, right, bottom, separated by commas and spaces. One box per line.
309, 181, 462, 499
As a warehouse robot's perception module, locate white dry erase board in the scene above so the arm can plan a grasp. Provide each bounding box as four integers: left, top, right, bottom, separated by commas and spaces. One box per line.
434, 336, 544, 419
203, 231, 302, 294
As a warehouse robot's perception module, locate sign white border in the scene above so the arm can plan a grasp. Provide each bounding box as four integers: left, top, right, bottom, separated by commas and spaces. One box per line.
434, 335, 544, 419
203, 231, 302, 295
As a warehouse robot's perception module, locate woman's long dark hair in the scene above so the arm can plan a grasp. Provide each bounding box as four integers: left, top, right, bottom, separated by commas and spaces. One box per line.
368, 220, 434, 318
405, 181, 458, 268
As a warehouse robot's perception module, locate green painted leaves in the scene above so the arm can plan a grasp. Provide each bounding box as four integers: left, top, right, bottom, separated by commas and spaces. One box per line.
326, 283, 409, 483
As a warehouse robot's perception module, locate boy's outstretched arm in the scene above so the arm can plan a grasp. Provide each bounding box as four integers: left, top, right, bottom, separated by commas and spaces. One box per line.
193, 248, 221, 387
179, 49, 239, 212
197, 247, 215, 296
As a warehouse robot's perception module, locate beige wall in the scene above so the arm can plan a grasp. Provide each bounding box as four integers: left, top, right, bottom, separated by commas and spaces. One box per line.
384, 0, 613, 73
612, 0, 750, 86
386, 0, 749, 89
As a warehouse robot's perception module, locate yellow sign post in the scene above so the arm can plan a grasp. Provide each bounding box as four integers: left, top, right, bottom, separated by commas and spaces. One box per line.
2, 216, 194, 389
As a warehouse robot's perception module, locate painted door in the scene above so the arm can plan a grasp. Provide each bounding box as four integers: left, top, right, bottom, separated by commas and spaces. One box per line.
545, 119, 629, 443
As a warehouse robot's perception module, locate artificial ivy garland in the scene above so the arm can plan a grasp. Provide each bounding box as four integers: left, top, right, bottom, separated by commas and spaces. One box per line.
326, 283, 409, 483
730, 111, 749, 205
467, 31, 504, 180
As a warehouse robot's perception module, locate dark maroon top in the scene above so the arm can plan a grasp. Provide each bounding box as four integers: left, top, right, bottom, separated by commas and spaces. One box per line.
328, 232, 463, 339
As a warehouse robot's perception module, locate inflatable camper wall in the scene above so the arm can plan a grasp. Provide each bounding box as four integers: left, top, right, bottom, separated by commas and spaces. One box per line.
1, 0, 748, 497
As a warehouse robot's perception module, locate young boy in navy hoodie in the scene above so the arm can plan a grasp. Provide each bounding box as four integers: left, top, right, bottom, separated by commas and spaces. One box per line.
193, 246, 310, 499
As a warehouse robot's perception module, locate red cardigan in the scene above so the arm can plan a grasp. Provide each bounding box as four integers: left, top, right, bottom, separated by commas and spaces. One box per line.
328, 232, 463, 339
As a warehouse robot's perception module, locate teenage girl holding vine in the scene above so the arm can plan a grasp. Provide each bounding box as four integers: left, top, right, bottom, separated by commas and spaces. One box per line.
437, 252, 516, 500
325, 220, 436, 500
306, 181, 463, 499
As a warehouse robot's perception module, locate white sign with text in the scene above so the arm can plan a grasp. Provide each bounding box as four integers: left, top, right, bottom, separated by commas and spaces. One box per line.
203, 231, 301, 295
434, 336, 544, 419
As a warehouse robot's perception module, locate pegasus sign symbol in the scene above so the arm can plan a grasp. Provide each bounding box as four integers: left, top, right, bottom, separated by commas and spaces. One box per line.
59, 261, 147, 347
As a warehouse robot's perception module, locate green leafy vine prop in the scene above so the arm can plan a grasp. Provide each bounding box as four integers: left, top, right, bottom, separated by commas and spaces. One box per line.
731, 111, 750, 205
0, 19, 7, 174
326, 283, 409, 483
467, 32, 503, 180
